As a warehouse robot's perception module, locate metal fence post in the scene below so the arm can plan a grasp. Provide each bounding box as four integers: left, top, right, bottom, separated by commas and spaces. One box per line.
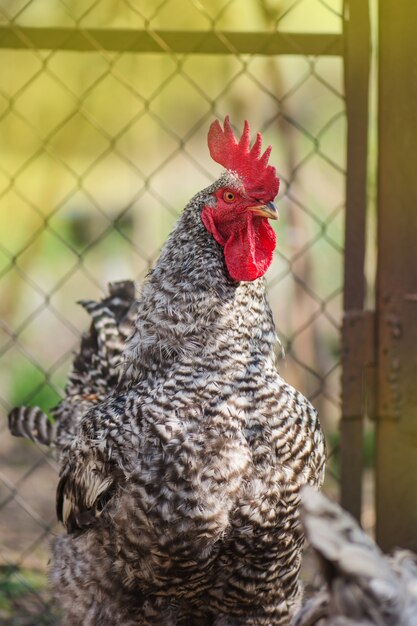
376, 0, 417, 552
340, 0, 371, 521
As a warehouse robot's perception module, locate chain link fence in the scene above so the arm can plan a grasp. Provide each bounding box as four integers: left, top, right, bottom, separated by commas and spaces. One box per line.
0, 0, 347, 621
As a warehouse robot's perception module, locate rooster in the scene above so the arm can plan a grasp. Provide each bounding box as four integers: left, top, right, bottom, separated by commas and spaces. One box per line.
52, 118, 326, 625
8, 281, 136, 452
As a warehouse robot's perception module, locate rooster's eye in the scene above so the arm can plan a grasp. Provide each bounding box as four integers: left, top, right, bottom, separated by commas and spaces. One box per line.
223, 191, 235, 203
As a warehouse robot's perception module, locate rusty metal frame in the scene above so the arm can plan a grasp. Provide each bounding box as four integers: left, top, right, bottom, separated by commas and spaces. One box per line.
375, 0, 417, 552
340, 0, 371, 521
0, 26, 343, 56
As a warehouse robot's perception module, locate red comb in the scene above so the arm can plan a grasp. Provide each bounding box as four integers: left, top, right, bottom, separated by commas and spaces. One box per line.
208, 116, 279, 201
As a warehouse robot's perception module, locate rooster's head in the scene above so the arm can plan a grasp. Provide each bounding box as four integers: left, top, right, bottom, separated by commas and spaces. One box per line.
202, 116, 279, 282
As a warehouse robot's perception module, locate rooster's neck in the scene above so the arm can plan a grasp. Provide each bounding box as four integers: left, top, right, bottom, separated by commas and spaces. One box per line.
123, 191, 277, 382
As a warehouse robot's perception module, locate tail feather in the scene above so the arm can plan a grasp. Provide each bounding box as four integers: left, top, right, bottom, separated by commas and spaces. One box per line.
8, 280, 136, 451
77, 300, 121, 363
8, 405, 57, 446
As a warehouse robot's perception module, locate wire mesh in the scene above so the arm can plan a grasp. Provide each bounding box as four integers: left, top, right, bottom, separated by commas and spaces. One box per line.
0, 0, 345, 621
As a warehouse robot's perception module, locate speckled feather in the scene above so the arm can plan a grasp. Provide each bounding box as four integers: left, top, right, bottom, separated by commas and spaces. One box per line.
294, 488, 417, 626
52, 173, 326, 625
8, 281, 136, 452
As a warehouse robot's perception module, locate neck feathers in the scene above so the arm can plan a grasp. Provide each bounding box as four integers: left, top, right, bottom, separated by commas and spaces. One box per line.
122, 192, 276, 382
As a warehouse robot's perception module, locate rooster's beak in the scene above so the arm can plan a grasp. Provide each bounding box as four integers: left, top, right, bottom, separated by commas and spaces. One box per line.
247, 201, 278, 220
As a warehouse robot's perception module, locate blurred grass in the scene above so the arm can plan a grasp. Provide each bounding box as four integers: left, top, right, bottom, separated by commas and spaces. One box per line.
0, 566, 56, 626
8, 360, 61, 414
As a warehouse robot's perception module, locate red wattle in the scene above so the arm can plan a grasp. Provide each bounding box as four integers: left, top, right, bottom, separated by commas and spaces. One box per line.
201, 207, 276, 282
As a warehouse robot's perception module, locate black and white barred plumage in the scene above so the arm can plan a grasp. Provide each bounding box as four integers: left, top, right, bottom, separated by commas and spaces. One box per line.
52, 172, 326, 625
294, 487, 417, 626
8, 280, 136, 451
